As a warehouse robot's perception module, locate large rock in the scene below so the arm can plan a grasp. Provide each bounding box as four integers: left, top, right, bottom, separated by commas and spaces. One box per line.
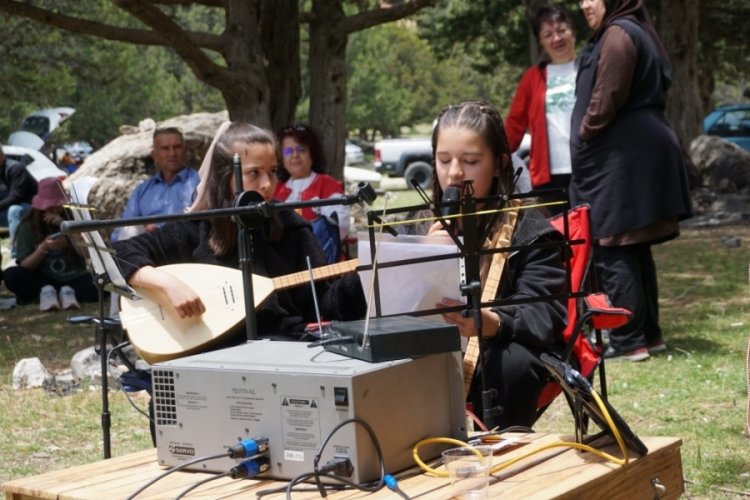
65, 111, 229, 222
689, 135, 750, 193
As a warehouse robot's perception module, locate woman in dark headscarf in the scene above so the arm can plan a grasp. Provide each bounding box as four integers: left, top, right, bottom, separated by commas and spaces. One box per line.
571, 0, 692, 361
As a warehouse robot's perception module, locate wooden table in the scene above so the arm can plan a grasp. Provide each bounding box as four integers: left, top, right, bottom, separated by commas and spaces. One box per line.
3, 433, 683, 499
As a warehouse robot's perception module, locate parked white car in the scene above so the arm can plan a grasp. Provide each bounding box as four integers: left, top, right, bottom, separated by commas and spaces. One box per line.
373, 137, 433, 189
8, 107, 76, 150
345, 139, 365, 165
2, 145, 68, 181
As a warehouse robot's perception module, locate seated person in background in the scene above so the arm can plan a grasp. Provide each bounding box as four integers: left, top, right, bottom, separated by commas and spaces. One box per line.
113, 122, 365, 343
111, 127, 200, 241
60, 151, 78, 174
426, 100, 567, 429
4, 178, 97, 311
273, 124, 350, 263
0, 145, 38, 258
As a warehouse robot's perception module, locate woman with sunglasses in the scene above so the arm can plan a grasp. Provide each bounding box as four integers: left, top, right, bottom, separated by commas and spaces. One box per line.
274, 124, 350, 263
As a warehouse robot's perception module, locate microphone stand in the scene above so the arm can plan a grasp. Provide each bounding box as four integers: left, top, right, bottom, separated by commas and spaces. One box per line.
458, 186, 503, 429
401, 180, 503, 427
232, 154, 259, 340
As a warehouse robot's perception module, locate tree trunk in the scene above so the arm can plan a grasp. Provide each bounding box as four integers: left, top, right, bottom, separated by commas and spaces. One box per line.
308, 0, 348, 182
221, 0, 272, 126
261, 0, 301, 132
658, 0, 703, 151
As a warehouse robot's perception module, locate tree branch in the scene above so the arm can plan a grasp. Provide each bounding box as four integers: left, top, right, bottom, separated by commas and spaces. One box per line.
0, 0, 223, 51
338, 0, 438, 35
113, 0, 255, 86
152, 0, 225, 6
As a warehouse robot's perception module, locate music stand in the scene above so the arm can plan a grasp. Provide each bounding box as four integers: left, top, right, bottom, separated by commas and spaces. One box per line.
67, 200, 140, 459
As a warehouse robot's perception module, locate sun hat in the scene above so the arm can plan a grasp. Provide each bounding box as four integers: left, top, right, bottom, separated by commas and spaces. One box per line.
32, 177, 67, 211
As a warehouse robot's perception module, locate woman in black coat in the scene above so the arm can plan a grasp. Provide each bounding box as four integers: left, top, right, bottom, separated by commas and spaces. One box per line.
571, 0, 691, 361
427, 101, 567, 428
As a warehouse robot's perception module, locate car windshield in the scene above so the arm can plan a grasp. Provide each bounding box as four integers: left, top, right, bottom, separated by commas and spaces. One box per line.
20, 116, 51, 138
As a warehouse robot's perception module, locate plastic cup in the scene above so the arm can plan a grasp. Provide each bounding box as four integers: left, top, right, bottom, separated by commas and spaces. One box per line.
441, 446, 492, 499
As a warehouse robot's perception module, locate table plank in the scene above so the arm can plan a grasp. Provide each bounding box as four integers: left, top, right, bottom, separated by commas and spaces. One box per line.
3, 434, 683, 500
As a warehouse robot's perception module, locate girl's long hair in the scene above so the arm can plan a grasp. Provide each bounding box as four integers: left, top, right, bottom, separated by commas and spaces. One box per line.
193, 122, 279, 256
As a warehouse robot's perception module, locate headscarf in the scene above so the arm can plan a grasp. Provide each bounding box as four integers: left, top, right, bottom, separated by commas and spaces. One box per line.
597, 0, 668, 59
189, 120, 231, 212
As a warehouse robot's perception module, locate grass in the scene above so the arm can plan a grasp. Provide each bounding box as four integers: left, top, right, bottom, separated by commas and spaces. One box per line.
1, 222, 750, 498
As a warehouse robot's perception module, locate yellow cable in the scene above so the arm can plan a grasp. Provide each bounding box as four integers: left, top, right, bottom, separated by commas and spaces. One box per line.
412, 437, 471, 477
413, 387, 632, 478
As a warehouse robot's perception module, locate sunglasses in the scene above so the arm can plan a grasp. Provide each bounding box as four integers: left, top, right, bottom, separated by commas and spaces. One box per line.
282, 146, 308, 157
280, 125, 309, 135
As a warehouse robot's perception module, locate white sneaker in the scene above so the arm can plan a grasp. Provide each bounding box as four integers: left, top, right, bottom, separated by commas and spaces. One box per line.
59, 286, 81, 310
40, 285, 61, 312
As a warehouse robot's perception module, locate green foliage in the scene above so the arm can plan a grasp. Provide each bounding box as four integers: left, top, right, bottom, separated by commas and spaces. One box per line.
346, 23, 522, 139
0, 2, 224, 148
699, 1, 750, 104
418, 0, 588, 70
347, 24, 423, 137
0, 16, 77, 139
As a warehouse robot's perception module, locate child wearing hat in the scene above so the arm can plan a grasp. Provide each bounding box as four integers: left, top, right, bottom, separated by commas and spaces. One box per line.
3, 178, 97, 311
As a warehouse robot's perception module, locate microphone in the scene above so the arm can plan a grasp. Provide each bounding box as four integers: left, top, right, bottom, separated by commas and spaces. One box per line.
441, 187, 461, 217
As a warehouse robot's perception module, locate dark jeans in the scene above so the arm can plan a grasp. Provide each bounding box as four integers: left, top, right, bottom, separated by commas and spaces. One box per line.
593, 244, 662, 352
3, 266, 98, 305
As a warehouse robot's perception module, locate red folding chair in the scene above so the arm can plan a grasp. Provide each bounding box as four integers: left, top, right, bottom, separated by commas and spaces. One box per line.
535, 204, 633, 420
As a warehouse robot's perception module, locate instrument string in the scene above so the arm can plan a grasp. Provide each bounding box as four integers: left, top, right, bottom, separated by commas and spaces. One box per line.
363, 199, 565, 230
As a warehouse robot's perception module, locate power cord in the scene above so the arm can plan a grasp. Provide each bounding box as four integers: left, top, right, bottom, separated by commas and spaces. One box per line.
173, 457, 271, 499
173, 471, 231, 500
311, 417, 385, 497
255, 416, 387, 499
126, 437, 268, 499
125, 452, 231, 499
385, 474, 411, 499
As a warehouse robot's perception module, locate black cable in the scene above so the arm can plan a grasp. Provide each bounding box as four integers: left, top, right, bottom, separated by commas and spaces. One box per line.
285, 472, 315, 499
173, 471, 231, 500
311, 417, 386, 497
257, 417, 387, 499
107, 341, 152, 422
278, 471, 381, 499
125, 452, 231, 499
306, 336, 355, 348
385, 474, 411, 499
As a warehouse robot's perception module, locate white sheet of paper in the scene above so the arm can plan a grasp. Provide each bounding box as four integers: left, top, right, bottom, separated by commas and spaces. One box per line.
357, 232, 464, 318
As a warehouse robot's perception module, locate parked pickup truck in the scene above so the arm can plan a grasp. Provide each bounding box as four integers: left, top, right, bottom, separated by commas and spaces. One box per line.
373, 137, 433, 189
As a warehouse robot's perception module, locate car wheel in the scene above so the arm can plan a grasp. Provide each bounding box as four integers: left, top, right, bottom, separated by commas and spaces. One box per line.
404, 161, 433, 190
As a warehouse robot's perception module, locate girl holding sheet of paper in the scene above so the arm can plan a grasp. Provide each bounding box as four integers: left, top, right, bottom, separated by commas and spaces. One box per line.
428, 100, 567, 428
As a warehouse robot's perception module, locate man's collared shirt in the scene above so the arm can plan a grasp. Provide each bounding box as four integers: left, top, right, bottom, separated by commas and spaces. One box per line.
111, 167, 200, 241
